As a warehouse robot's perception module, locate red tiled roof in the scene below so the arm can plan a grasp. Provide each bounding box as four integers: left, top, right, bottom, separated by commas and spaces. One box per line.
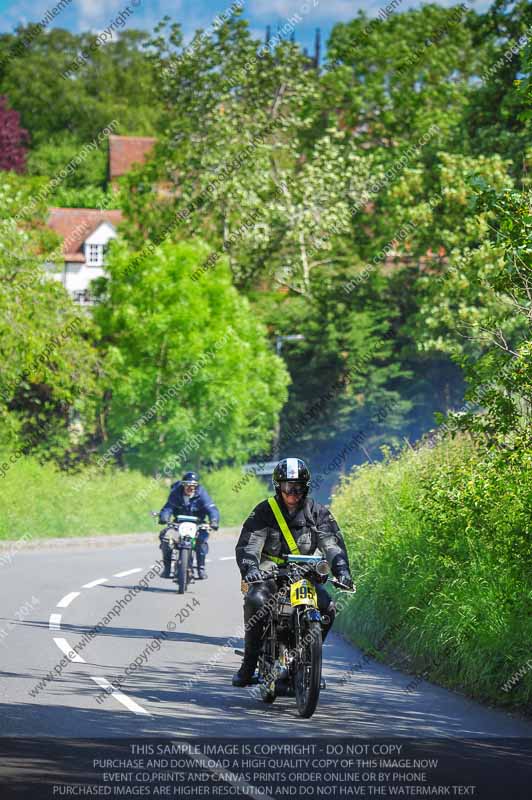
47, 208, 123, 263
109, 135, 156, 180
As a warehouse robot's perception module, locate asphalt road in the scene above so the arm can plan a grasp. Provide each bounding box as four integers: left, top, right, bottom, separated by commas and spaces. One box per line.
1, 530, 531, 739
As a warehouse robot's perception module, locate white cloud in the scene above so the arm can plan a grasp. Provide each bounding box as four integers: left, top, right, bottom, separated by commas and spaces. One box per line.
77, 0, 127, 29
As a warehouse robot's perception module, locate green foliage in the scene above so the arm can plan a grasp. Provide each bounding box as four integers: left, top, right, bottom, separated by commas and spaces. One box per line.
93, 239, 289, 473
332, 435, 532, 713
50, 185, 118, 210
0, 179, 101, 459
126, 15, 376, 294
398, 152, 518, 358
201, 466, 267, 526
27, 135, 108, 189
0, 458, 261, 538
0, 29, 163, 146
441, 184, 532, 441
463, 0, 532, 176
325, 4, 479, 150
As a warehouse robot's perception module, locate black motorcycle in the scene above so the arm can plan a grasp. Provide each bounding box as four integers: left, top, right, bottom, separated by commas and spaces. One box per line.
153, 513, 208, 594
244, 554, 355, 718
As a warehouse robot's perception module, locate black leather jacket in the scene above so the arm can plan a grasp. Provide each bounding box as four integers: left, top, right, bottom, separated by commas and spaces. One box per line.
235, 495, 351, 578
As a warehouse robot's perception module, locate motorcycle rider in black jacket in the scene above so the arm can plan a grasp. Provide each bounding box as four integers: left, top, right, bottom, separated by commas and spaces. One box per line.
233, 457, 354, 687
158, 471, 220, 579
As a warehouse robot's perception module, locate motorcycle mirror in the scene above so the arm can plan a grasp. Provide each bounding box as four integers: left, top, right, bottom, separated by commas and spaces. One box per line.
150, 511, 159, 517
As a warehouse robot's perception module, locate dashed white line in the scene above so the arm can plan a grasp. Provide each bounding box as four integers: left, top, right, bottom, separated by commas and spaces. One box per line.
51, 564, 164, 716
49, 613, 62, 631
53, 637, 85, 663
57, 591, 80, 608
219, 556, 236, 561
90, 676, 150, 715
82, 577, 108, 589
113, 568, 143, 578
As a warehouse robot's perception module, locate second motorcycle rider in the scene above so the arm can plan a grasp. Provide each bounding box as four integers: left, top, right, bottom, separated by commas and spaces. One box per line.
158, 471, 220, 580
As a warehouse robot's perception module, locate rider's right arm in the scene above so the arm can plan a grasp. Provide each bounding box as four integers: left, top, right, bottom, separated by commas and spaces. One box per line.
235, 503, 270, 578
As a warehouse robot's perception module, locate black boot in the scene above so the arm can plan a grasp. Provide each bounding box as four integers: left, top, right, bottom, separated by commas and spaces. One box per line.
321, 601, 336, 643
232, 645, 259, 687
196, 550, 207, 579
232, 622, 262, 687
233, 585, 269, 687
196, 542, 207, 581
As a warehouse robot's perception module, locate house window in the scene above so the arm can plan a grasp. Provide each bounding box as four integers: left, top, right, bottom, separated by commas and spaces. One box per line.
86, 244, 103, 266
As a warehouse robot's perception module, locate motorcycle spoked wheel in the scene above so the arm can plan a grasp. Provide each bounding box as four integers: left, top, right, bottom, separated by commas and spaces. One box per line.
258, 656, 276, 704
294, 620, 322, 718
257, 632, 277, 704
176, 549, 190, 594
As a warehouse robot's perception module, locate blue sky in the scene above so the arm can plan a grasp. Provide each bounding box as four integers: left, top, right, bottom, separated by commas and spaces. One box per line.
0, 0, 493, 56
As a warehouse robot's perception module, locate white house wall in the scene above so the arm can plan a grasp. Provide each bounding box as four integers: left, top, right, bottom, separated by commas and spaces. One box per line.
64, 262, 107, 292
85, 221, 116, 246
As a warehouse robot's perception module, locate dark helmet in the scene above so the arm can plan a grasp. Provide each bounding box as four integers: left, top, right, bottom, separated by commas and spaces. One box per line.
272, 458, 311, 497
182, 471, 199, 486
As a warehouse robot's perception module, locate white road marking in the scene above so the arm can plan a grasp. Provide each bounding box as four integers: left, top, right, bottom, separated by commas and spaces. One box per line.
82, 577, 108, 589
219, 556, 236, 561
49, 613, 62, 631
57, 591, 80, 608
91, 676, 149, 715
50, 567, 159, 716
54, 637, 85, 663
113, 568, 143, 577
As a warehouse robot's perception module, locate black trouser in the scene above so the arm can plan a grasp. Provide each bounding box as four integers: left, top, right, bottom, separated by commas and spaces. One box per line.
243, 578, 336, 657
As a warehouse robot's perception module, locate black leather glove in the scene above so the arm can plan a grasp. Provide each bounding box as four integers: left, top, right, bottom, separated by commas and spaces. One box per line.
336, 571, 354, 590
159, 510, 171, 525
244, 567, 263, 583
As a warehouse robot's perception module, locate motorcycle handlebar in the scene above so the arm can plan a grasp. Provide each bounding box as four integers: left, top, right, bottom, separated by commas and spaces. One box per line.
245, 568, 356, 593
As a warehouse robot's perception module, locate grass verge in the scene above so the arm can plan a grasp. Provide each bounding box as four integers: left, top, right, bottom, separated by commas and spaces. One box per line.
331, 435, 532, 714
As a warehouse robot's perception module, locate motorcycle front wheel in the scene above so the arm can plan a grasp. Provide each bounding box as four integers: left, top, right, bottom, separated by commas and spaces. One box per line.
176, 549, 190, 594
294, 620, 322, 718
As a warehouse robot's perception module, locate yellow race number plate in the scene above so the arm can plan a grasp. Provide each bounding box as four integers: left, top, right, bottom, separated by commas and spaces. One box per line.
290, 579, 318, 607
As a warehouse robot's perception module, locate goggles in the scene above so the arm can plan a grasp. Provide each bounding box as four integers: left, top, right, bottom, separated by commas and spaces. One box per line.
279, 481, 306, 496
183, 482, 198, 490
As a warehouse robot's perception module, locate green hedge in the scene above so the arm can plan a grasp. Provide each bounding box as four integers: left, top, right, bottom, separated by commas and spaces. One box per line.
331, 435, 532, 714
0, 458, 265, 539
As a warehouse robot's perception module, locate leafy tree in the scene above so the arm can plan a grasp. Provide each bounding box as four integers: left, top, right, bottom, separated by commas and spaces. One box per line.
0, 180, 100, 461
444, 184, 532, 444
325, 5, 480, 150
0, 95, 28, 173
92, 239, 289, 473
0, 28, 163, 146
463, 0, 532, 179
395, 153, 518, 360
124, 16, 379, 294
27, 134, 108, 189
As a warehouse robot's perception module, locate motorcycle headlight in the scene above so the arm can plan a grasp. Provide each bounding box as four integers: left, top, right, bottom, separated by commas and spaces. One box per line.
315, 559, 329, 576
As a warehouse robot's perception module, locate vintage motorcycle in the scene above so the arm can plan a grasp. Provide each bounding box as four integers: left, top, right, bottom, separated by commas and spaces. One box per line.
152, 512, 209, 594
243, 554, 355, 718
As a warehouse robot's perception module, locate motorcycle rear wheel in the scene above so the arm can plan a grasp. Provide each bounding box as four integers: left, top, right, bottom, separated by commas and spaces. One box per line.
294, 620, 322, 718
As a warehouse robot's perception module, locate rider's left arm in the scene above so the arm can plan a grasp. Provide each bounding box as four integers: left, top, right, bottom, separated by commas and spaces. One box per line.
315, 506, 352, 577
199, 487, 220, 528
